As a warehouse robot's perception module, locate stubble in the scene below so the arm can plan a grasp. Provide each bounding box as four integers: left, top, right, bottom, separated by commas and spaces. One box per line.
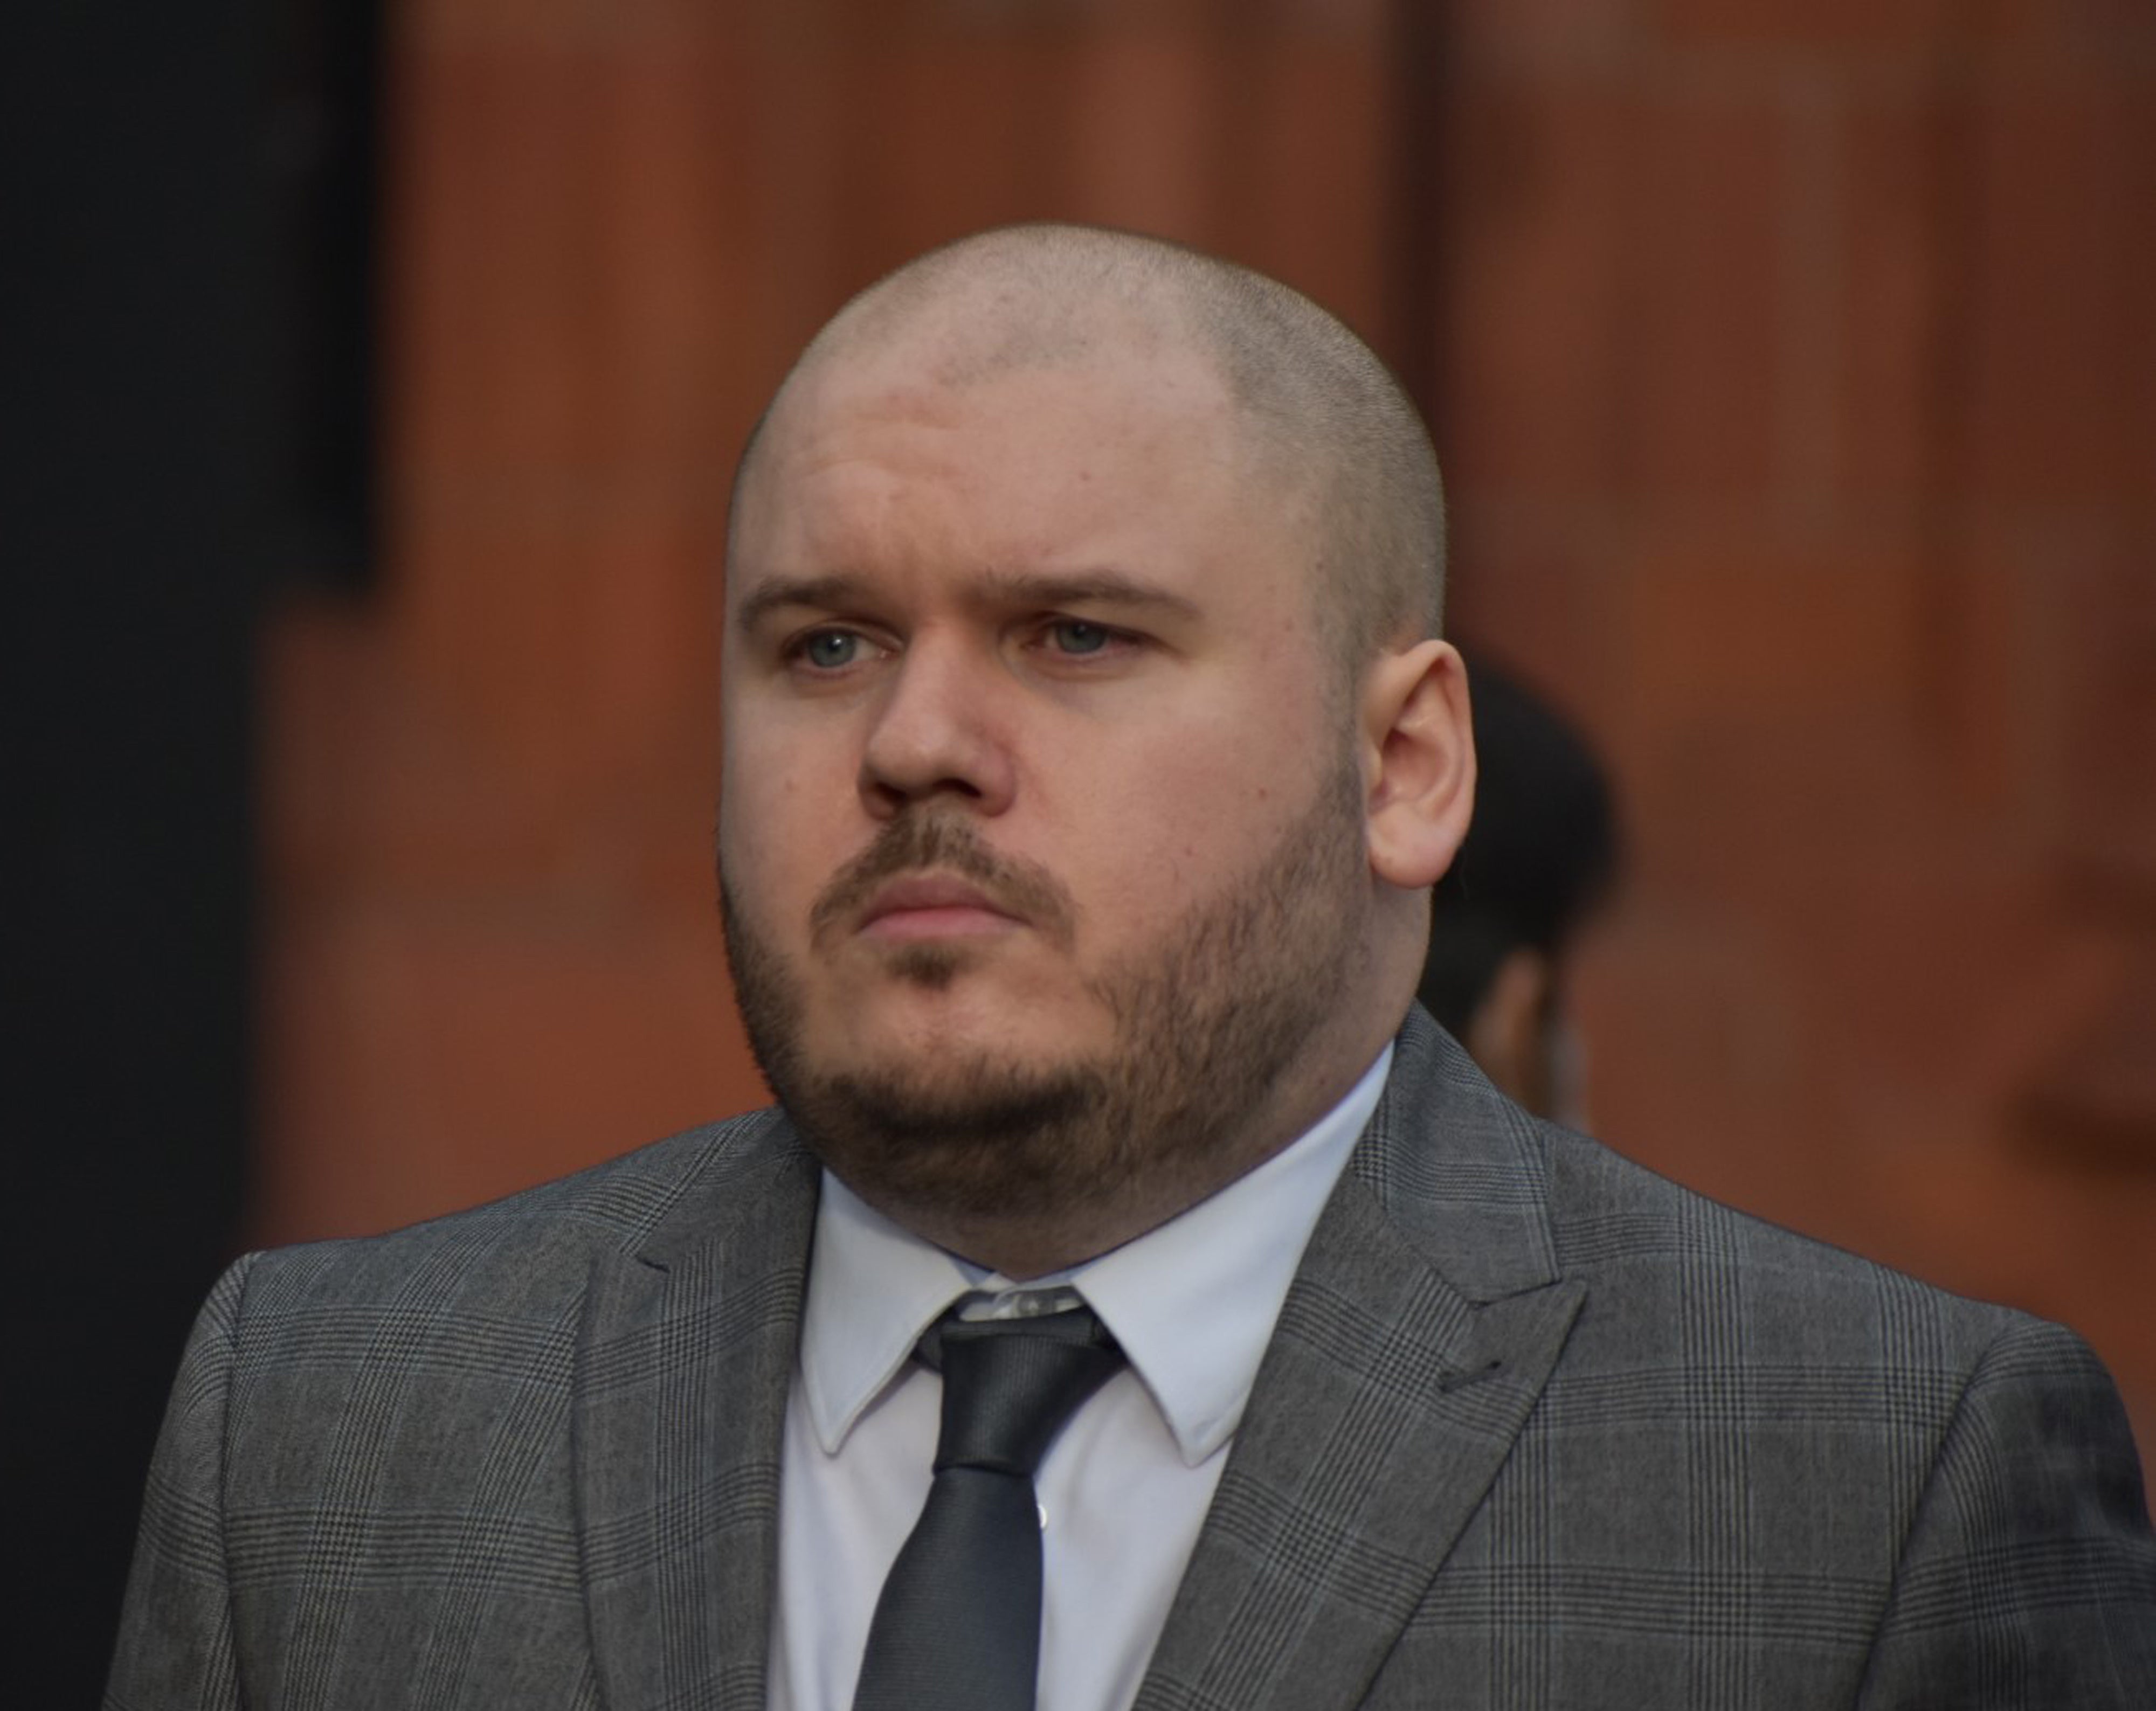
720, 755, 1370, 1255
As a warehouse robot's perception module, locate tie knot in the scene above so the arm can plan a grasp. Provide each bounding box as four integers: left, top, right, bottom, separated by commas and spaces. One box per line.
925, 1306, 1124, 1478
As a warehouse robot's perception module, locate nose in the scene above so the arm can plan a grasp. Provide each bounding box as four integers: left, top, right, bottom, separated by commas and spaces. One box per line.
857, 638, 1017, 820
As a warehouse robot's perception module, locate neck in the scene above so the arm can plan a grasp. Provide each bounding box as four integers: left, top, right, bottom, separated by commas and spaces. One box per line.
842, 1024, 1398, 1280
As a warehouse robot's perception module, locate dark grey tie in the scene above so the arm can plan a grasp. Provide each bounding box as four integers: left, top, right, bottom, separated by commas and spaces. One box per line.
851, 1304, 1124, 1711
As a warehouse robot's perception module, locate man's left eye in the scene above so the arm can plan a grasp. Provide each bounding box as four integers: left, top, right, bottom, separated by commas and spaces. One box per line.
1045, 619, 1113, 656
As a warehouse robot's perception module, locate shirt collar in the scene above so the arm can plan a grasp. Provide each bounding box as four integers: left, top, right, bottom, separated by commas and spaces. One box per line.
798, 1044, 1392, 1466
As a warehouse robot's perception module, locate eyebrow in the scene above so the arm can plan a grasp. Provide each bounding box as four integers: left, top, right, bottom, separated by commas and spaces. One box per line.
731, 568, 1203, 632
732, 575, 867, 634
973, 568, 1203, 623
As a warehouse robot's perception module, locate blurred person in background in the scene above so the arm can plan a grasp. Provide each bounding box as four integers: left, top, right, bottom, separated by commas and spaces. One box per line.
109, 225, 2156, 1710
1418, 658, 1618, 1128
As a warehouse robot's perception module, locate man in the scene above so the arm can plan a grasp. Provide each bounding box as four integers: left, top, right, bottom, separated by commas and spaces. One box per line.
1418, 659, 1619, 1126
110, 225, 2155, 1709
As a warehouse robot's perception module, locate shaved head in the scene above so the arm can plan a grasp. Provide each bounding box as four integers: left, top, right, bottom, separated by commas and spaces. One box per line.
718, 222, 1477, 1275
729, 223, 1447, 681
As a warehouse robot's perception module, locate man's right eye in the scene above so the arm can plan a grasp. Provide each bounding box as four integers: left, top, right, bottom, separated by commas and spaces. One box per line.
795, 629, 863, 670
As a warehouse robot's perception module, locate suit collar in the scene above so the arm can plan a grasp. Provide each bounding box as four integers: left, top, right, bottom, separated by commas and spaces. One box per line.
573, 1110, 819, 1711
1348, 1003, 1563, 1303
1135, 1006, 1585, 1711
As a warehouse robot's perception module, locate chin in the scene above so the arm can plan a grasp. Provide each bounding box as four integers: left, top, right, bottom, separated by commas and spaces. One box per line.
783, 1047, 1131, 1232
832, 1004, 1101, 1092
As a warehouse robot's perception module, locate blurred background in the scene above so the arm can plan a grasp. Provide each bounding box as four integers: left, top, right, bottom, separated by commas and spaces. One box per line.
13, 0, 2155, 1698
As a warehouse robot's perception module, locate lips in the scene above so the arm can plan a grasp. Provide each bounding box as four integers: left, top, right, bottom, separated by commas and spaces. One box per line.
807, 815, 1079, 953
857, 872, 1025, 941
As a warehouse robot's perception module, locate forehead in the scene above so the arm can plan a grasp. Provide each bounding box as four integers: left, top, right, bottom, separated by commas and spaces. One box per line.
731, 330, 1286, 583
785, 306, 1236, 458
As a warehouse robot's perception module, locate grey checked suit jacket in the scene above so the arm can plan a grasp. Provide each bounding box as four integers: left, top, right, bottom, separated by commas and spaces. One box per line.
109, 1010, 2156, 1708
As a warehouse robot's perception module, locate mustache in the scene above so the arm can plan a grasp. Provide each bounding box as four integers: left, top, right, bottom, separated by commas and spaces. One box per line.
809, 814, 1079, 949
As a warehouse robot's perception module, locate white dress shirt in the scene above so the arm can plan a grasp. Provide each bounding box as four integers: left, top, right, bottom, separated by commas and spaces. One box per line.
768, 1045, 1392, 1711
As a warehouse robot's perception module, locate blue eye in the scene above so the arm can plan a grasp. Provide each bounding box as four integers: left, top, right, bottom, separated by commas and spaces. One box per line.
1047, 620, 1111, 655
799, 631, 860, 669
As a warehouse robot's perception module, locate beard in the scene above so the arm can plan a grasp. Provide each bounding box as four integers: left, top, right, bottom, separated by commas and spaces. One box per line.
719, 754, 1370, 1250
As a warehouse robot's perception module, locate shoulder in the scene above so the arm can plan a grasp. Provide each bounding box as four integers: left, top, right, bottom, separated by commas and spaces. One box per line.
1538, 1120, 2024, 1359
226, 1104, 807, 1332
1366, 1017, 2156, 1691
1380, 1007, 2035, 1357
1525, 1118, 2143, 1516
1372, 1010, 2085, 1397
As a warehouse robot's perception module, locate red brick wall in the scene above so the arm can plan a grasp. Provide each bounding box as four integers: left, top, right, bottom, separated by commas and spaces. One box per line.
255, 0, 2156, 1437
1430, 0, 2156, 1440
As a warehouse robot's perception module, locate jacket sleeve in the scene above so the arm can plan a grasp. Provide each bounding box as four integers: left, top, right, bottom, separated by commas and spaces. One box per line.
104, 1255, 257, 1711
1857, 1315, 2156, 1708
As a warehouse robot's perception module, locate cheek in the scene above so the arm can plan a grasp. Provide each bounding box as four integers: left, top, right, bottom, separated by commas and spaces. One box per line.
719, 766, 828, 918
724, 710, 848, 821
1067, 725, 1316, 904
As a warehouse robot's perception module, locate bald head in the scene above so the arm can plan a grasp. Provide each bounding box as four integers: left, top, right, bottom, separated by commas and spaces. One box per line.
730, 224, 1447, 678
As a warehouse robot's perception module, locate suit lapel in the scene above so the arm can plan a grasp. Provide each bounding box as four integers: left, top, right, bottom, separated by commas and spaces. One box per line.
573, 1112, 819, 1711
1135, 1013, 1586, 1711
562, 1015, 1573, 1710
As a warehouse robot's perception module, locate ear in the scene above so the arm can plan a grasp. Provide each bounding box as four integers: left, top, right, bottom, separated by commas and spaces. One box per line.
1360, 638, 1475, 889
1464, 947, 1554, 1113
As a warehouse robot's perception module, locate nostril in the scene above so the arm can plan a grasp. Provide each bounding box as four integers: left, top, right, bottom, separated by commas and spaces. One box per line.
860, 764, 988, 814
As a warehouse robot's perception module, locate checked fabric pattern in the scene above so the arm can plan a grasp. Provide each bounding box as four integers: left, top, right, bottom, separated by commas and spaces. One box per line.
108, 1009, 2156, 1710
